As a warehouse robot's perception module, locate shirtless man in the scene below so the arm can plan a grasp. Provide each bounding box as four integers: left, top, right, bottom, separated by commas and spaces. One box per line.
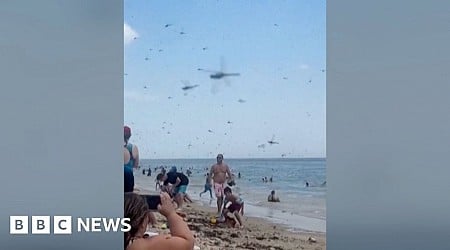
209, 154, 233, 215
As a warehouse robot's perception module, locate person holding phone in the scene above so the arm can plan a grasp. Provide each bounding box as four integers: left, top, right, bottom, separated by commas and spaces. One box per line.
124, 192, 194, 250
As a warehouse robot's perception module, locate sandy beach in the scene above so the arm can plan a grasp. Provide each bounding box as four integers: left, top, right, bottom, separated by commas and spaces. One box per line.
136, 175, 326, 250
145, 202, 325, 250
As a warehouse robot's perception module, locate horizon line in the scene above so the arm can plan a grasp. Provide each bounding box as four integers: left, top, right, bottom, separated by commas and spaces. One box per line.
140, 157, 326, 160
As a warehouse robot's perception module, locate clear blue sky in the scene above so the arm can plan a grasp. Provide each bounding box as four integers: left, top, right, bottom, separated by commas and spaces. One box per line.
124, 0, 326, 159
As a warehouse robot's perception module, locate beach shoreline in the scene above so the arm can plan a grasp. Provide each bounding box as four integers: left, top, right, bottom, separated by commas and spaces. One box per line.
146, 201, 326, 250
135, 171, 326, 250
135, 162, 326, 233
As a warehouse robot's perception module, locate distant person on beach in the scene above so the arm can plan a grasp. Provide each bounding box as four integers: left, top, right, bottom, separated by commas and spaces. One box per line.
238, 172, 241, 179
124, 126, 139, 192
220, 187, 244, 228
159, 168, 190, 209
124, 192, 194, 250
199, 173, 213, 199
305, 181, 309, 187
268, 190, 280, 202
210, 154, 234, 215
269, 176, 273, 182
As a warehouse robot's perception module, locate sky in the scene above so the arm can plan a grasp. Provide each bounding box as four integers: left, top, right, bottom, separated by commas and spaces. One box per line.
124, 0, 326, 159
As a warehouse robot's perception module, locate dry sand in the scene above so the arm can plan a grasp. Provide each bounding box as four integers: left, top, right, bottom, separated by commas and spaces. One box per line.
148, 202, 326, 250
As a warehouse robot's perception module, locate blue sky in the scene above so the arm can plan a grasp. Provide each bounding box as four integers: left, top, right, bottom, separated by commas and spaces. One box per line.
124, 0, 326, 159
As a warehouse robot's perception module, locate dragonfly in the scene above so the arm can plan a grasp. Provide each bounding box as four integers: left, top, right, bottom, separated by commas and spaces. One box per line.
181, 80, 199, 91
197, 57, 240, 93
267, 135, 279, 145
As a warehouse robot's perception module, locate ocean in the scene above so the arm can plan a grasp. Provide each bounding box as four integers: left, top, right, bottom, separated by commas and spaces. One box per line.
135, 158, 326, 233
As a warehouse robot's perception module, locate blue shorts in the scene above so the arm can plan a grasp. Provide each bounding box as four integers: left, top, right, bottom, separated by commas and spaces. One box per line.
174, 185, 188, 194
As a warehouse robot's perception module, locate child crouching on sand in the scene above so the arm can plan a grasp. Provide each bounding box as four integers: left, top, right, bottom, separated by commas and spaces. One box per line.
220, 187, 244, 228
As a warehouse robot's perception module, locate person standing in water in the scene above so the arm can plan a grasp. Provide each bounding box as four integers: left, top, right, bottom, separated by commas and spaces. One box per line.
199, 173, 213, 199
209, 154, 234, 216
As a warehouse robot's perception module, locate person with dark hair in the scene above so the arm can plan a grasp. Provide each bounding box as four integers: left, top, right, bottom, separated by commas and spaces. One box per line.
155, 173, 164, 191
124, 192, 194, 250
268, 190, 280, 202
157, 171, 190, 210
199, 173, 213, 199
220, 187, 244, 228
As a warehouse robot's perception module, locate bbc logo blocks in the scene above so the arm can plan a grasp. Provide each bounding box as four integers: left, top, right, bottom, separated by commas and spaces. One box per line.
10, 216, 72, 235
9, 216, 28, 234
53, 216, 72, 234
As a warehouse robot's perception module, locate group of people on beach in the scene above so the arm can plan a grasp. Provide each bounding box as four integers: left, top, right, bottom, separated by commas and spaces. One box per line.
262, 176, 273, 183
123, 125, 245, 250
123, 126, 194, 250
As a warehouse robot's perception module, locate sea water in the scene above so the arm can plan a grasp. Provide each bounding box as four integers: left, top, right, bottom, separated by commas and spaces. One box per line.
135, 158, 326, 233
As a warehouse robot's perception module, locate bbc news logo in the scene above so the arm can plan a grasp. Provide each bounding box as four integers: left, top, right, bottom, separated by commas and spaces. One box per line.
10, 216, 131, 235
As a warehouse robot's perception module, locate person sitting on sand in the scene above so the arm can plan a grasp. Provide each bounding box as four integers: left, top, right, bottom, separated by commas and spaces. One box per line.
199, 173, 213, 199
220, 187, 244, 228
124, 192, 194, 250
268, 190, 280, 202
